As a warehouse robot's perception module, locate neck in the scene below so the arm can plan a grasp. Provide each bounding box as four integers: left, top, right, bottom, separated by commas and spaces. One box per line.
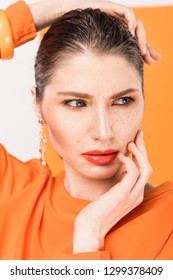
63, 163, 124, 201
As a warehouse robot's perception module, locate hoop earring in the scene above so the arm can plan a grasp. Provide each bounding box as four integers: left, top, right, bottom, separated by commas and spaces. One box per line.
38, 118, 47, 166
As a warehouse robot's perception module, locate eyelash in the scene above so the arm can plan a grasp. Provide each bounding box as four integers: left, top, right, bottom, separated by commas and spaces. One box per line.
63, 96, 135, 109
113, 97, 135, 106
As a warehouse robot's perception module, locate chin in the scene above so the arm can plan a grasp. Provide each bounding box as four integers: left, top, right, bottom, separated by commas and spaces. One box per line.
81, 162, 121, 180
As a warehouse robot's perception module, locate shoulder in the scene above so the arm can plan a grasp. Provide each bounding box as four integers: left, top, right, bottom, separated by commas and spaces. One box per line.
144, 181, 173, 202
141, 181, 173, 221
0, 144, 51, 202
0, 143, 49, 174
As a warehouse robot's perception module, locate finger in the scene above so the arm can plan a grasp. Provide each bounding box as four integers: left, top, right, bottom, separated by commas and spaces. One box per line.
134, 19, 161, 63
121, 7, 137, 32
146, 42, 162, 61
128, 141, 153, 186
135, 18, 147, 55
117, 143, 152, 208
118, 171, 127, 183
128, 141, 152, 172
143, 43, 162, 64
134, 130, 148, 157
98, 2, 136, 32
101, 4, 160, 64
117, 153, 140, 191
130, 164, 152, 204
143, 48, 154, 64
128, 143, 153, 204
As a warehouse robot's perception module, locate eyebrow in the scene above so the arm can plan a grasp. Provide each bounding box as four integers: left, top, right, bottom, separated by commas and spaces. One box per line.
56, 88, 140, 99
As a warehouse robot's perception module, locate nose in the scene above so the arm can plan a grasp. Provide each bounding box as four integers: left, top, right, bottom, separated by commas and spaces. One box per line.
90, 107, 114, 142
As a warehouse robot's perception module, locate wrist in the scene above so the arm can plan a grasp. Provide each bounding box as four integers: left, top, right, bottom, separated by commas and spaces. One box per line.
73, 220, 104, 253
29, 0, 65, 31
73, 229, 104, 254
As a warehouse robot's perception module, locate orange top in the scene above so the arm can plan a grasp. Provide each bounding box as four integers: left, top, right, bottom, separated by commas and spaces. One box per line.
0, 143, 173, 260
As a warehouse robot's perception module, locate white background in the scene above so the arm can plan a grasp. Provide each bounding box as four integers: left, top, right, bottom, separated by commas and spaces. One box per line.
0, 0, 173, 161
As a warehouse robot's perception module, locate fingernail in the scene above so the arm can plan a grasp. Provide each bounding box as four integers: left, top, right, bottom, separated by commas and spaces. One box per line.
119, 152, 125, 157
142, 45, 147, 55
140, 130, 143, 138
130, 142, 136, 147
149, 57, 155, 64
131, 29, 135, 36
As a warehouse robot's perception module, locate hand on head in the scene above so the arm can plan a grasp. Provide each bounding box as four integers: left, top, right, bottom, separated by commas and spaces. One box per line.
32, 0, 161, 64
69, 0, 161, 63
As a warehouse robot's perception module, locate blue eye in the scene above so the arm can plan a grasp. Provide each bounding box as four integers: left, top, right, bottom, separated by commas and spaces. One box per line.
64, 99, 86, 108
113, 97, 135, 106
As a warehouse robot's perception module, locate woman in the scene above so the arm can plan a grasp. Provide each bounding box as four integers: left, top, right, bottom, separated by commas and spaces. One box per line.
1, 1, 172, 260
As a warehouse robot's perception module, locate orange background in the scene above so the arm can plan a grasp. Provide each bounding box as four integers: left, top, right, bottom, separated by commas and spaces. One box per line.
44, 6, 173, 186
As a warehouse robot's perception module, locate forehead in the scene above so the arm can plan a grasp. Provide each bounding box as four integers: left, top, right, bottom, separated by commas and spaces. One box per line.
48, 53, 142, 94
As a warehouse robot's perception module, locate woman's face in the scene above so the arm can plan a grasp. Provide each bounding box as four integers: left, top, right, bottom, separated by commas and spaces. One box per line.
36, 53, 144, 180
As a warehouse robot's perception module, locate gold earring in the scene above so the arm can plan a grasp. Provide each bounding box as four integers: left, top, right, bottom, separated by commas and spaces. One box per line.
38, 118, 47, 166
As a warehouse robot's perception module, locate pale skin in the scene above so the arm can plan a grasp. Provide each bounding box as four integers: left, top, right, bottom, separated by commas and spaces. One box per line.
29, 0, 161, 64
32, 53, 153, 254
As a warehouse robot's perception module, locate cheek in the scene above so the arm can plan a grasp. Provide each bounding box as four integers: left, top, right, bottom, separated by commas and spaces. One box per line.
48, 119, 70, 141
45, 112, 83, 151
113, 108, 143, 145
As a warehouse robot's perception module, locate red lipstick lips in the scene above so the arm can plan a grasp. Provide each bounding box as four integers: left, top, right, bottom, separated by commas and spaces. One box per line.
82, 149, 118, 165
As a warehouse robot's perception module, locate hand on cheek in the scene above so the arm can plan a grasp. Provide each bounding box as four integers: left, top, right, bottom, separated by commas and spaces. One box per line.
127, 130, 153, 184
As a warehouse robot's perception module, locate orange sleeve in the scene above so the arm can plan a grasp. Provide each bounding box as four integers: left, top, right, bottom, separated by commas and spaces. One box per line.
5, 1, 37, 48
0, 144, 28, 202
0, 144, 42, 204
56, 251, 111, 260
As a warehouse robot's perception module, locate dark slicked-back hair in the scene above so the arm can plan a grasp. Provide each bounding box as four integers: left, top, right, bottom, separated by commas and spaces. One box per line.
35, 8, 143, 102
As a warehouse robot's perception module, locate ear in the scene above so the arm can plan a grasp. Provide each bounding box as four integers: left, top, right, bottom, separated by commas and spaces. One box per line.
31, 86, 43, 120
